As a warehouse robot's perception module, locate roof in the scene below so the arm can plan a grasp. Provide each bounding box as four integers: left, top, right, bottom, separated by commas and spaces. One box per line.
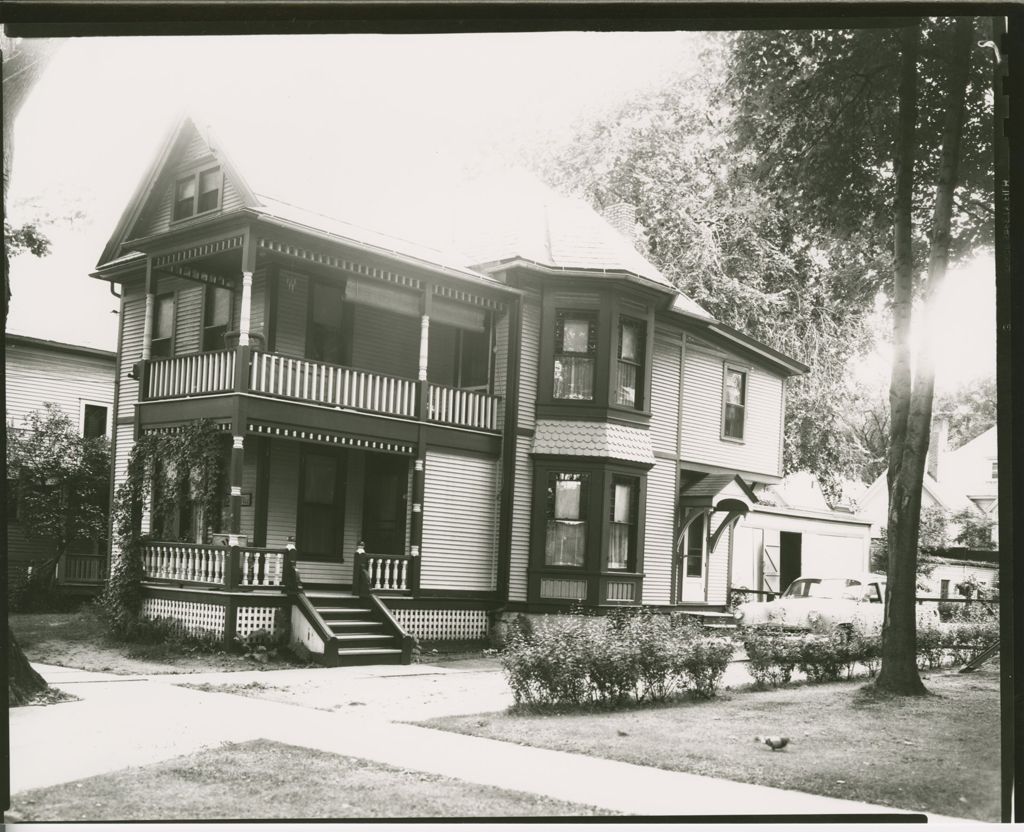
751, 503, 873, 526
531, 419, 655, 465
5, 333, 117, 362
679, 473, 757, 510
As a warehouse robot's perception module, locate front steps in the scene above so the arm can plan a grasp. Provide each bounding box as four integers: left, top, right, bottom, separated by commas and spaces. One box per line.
302, 587, 408, 667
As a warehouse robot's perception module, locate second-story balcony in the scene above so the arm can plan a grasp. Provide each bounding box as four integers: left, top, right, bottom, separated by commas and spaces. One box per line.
143, 347, 503, 432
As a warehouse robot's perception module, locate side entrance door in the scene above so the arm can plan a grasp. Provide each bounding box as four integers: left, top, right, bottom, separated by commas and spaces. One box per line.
779, 531, 802, 593
361, 453, 409, 555
676, 512, 708, 604
297, 447, 346, 558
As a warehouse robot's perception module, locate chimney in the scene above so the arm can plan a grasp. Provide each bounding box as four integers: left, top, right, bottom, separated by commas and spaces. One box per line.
601, 201, 647, 253
927, 414, 950, 482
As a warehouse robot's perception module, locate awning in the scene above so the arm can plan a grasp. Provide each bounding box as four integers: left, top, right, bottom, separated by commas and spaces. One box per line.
677, 473, 755, 552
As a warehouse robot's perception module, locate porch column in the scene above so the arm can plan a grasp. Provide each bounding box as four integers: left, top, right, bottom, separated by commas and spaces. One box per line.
141, 258, 155, 360
418, 286, 432, 420
235, 232, 256, 393
229, 434, 245, 538
238, 270, 254, 346
408, 449, 426, 590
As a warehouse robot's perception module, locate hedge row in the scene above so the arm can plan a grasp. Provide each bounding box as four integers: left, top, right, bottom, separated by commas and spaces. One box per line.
501, 612, 733, 708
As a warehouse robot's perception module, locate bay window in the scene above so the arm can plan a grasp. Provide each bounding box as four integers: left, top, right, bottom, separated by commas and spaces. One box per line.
615, 318, 645, 408
553, 311, 597, 401
607, 476, 638, 570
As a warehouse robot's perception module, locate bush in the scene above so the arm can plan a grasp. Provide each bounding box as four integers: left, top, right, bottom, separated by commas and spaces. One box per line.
795, 633, 846, 683
742, 628, 799, 688
118, 615, 223, 653
500, 612, 737, 709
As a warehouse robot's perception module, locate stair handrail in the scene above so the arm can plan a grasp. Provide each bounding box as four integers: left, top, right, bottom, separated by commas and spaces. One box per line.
354, 541, 415, 663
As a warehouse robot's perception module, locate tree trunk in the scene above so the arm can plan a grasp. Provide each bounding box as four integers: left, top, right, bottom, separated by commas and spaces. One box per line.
877, 18, 974, 695
8, 630, 47, 706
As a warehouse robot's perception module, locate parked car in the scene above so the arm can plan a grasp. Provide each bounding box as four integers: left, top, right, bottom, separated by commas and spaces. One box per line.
733, 573, 939, 635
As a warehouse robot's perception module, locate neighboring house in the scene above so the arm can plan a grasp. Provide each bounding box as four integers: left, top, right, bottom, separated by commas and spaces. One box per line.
732, 472, 872, 598
917, 548, 999, 600
94, 116, 811, 665
5, 333, 116, 589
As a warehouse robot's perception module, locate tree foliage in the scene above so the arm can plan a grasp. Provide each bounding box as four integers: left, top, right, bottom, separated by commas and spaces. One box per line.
950, 506, 997, 549
935, 375, 997, 449
7, 404, 110, 576
533, 38, 872, 497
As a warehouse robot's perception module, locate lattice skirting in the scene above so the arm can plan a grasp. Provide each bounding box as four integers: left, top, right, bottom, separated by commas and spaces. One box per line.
236, 606, 283, 638
392, 608, 489, 642
141, 598, 226, 637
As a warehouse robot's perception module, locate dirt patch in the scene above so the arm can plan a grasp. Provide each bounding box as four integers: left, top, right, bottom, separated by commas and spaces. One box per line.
5, 739, 616, 820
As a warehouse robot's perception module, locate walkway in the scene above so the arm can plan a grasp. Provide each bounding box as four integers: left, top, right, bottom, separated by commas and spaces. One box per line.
10, 663, 971, 822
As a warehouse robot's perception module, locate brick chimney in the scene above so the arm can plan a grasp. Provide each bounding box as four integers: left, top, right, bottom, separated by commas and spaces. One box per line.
927, 414, 950, 482
601, 201, 648, 254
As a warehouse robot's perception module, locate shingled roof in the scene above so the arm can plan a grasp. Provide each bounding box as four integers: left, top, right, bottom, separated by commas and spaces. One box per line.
531, 419, 656, 465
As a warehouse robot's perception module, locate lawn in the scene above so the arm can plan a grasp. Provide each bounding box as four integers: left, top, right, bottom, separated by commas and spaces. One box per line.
422, 667, 1001, 821
4, 739, 614, 821
10, 607, 270, 675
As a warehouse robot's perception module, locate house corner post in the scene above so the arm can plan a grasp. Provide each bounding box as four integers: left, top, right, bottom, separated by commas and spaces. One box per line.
224, 544, 239, 648
409, 432, 426, 592
496, 296, 522, 601
235, 232, 256, 393
136, 258, 155, 433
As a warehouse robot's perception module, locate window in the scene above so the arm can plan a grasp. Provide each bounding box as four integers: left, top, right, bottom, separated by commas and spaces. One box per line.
429, 323, 489, 389
308, 282, 349, 365
173, 166, 221, 221
685, 514, 705, 578
82, 404, 108, 439
545, 472, 589, 567
607, 477, 638, 570
151, 293, 175, 358
722, 366, 747, 440
615, 318, 645, 408
990, 460, 998, 481
553, 311, 597, 401
940, 579, 950, 599
203, 285, 233, 351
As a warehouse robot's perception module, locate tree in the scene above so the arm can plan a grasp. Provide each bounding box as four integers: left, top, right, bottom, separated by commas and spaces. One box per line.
4, 28, 64, 705
533, 38, 874, 498
935, 375, 997, 449
950, 506, 997, 549
729, 18, 991, 694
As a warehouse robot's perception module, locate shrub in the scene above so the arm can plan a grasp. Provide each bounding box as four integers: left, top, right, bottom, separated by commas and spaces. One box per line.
624, 613, 677, 701
742, 628, 799, 688
916, 625, 946, 669
501, 615, 593, 707
673, 633, 735, 698
795, 633, 846, 682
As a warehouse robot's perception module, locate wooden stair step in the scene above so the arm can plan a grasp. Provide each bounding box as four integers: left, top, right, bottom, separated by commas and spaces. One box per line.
327, 620, 384, 630
332, 633, 394, 642
334, 647, 403, 656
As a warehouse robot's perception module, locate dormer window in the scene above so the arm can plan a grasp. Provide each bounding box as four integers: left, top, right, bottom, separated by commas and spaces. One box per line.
173, 166, 221, 221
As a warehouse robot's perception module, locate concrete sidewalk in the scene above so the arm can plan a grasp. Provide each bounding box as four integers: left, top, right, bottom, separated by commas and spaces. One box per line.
9, 663, 972, 822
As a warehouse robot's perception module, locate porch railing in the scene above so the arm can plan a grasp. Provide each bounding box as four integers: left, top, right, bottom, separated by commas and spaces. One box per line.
141, 541, 286, 589
427, 383, 501, 431
354, 552, 418, 594
58, 553, 108, 584
147, 349, 236, 400
249, 351, 417, 419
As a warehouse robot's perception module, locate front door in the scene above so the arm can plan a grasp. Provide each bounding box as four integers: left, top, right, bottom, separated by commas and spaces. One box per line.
677, 512, 708, 604
361, 453, 408, 555
297, 447, 345, 558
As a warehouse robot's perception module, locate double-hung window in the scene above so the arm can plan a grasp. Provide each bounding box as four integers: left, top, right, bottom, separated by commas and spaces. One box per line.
615, 318, 645, 408
553, 311, 597, 401
545, 472, 589, 567
607, 476, 638, 570
173, 166, 222, 221
203, 285, 232, 351
308, 282, 348, 365
151, 293, 175, 359
722, 365, 747, 440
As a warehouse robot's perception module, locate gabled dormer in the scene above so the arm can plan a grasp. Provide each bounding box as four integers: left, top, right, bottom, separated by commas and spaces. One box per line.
97, 117, 258, 268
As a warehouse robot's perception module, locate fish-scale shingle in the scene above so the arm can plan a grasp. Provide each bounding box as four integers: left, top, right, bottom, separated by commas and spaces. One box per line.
532, 420, 655, 465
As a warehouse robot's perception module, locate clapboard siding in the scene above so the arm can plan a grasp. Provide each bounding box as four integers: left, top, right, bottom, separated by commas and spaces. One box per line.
508, 441, 533, 602
6, 523, 53, 570
680, 344, 783, 478
337, 450, 363, 584
250, 269, 267, 342
240, 443, 258, 540
118, 283, 147, 422
5, 342, 115, 430
265, 440, 299, 548
421, 450, 499, 591
642, 458, 676, 605
518, 296, 541, 430
274, 271, 308, 357
706, 518, 731, 605
350, 305, 419, 379
650, 337, 682, 455
493, 309, 509, 398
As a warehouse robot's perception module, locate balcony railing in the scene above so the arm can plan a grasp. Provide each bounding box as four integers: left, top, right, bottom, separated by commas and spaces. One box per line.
141, 541, 286, 589
58, 553, 108, 585
141, 348, 503, 432
354, 551, 418, 594
428, 384, 501, 431
249, 351, 417, 419
147, 349, 236, 400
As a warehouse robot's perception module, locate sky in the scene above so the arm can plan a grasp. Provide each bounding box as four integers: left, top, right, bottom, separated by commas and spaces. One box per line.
7, 31, 996, 394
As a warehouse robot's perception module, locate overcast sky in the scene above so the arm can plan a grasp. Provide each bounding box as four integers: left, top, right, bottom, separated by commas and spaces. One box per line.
6, 31, 995, 392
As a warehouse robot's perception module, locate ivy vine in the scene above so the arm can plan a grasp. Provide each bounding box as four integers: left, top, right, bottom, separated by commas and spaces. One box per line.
100, 420, 230, 635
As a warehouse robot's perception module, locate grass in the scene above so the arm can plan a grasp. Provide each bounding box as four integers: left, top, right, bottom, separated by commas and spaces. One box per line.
4, 739, 615, 821
421, 667, 1000, 821
9, 607, 296, 675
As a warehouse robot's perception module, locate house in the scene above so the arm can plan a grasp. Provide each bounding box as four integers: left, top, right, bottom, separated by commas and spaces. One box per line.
5, 333, 116, 589
730, 472, 873, 598
93, 117, 809, 665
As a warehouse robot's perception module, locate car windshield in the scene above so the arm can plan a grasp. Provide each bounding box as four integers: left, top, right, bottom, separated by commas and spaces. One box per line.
783, 578, 861, 599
